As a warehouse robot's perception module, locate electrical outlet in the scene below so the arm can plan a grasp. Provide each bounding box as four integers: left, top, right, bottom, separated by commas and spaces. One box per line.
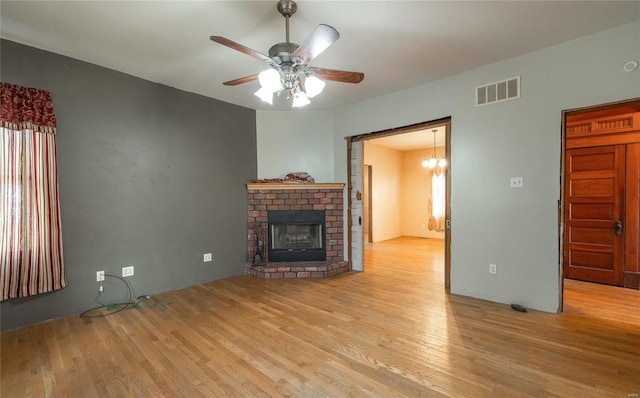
122, 266, 134, 277
96, 270, 105, 282
510, 177, 523, 188
489, 264, 497, 275
204, 253, 212, 262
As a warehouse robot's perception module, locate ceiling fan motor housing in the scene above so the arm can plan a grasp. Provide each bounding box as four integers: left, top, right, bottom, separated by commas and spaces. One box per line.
269, 42, 300, 65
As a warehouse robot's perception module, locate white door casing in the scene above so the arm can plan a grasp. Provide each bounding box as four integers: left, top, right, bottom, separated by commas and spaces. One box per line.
350, 140, 364, 271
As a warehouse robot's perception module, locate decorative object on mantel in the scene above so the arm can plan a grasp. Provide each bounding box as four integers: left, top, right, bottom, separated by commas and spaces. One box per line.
253, 178, 285, 183
253, 172, 315, 184
284, 172, 314, 183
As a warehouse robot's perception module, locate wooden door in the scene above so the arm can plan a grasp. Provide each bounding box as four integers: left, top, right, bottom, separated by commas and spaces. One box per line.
564, 145, 625, 286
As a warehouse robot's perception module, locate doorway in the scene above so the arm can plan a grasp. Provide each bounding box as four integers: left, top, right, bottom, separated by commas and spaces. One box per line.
561, 98, 640, 293
347, 117, 451, 288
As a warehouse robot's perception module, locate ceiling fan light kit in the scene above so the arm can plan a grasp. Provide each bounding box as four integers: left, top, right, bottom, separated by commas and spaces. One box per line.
210, 0, 364, 108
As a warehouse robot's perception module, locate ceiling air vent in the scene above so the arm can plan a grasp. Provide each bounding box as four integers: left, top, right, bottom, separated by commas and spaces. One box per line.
475, 76, 520, 106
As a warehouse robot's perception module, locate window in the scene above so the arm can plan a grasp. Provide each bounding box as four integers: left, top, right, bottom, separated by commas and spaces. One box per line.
1, 83, 66, 300
428, 170, 446, 231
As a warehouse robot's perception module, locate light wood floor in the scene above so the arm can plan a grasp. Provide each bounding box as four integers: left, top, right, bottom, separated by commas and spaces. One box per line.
2, 237, 639, 397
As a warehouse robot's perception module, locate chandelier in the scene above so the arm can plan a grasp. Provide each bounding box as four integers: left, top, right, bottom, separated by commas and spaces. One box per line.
254, 67, 325, 107
422, 129, 447, 169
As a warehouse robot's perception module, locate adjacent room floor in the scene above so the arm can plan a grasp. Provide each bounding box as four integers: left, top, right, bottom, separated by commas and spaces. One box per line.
2, 236, 639, 397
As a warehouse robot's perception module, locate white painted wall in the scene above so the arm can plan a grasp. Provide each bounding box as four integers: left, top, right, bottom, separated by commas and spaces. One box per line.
364, 141, 403, 242
257, 21, 640, 313
333, 21, 640, 313
256, 110, 334, 182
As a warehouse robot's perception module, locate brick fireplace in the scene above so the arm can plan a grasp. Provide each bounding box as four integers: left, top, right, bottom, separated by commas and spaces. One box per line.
245, 183, 349, 280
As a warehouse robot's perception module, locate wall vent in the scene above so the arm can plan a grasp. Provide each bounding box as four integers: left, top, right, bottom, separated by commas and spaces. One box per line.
475, 76, 520, 106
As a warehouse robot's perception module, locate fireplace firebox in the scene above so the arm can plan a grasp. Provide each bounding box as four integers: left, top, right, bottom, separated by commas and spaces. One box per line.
268, 210, 326, 262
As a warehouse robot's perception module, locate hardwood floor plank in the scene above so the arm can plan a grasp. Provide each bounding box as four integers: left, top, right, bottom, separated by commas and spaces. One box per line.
2, 237, 639, 397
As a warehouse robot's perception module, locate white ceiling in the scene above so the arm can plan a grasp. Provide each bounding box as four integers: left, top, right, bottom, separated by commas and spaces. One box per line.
1, 1, 638, 115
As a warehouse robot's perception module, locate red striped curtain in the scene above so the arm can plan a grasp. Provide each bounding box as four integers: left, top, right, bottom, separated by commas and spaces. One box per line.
0, 82, 66, 300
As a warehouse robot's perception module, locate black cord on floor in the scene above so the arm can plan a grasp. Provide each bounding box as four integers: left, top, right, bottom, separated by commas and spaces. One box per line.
80, 273, 134, 318
80, 274, 173, 318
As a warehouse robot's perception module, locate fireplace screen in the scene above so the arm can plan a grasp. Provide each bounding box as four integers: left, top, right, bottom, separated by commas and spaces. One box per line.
268, 210, 326, 262
272, 224, 322, 251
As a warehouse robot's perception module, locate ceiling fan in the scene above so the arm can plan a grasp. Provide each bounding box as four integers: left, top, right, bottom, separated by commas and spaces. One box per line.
210, 0, 364, 107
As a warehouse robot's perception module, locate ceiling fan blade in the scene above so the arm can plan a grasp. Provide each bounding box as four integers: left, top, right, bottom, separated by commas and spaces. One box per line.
223, 74, 259, 86
291, 24, 340, 64
210, 36, 271, 62
308, 67, 364, 84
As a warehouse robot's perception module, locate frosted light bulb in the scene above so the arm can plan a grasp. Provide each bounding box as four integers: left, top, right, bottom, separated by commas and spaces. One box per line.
258, 69, 281, 93
292, 92, 310, 107
254, 87, 273, 104
305, 76, 325, 98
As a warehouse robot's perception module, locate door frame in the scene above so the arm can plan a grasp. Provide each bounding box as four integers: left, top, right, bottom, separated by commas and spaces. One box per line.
346, 117, 452, 288
560, 97, 640, 310
364, 164, 373, 243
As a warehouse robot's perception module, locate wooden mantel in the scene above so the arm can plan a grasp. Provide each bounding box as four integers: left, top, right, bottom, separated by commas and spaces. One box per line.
246, 183, 345, 190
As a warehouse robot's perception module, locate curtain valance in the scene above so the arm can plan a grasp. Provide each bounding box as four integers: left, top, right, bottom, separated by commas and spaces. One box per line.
1, 82, 57, 133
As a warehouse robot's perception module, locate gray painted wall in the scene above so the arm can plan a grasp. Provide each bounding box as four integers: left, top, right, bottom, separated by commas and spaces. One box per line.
1, 40, 257, 330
